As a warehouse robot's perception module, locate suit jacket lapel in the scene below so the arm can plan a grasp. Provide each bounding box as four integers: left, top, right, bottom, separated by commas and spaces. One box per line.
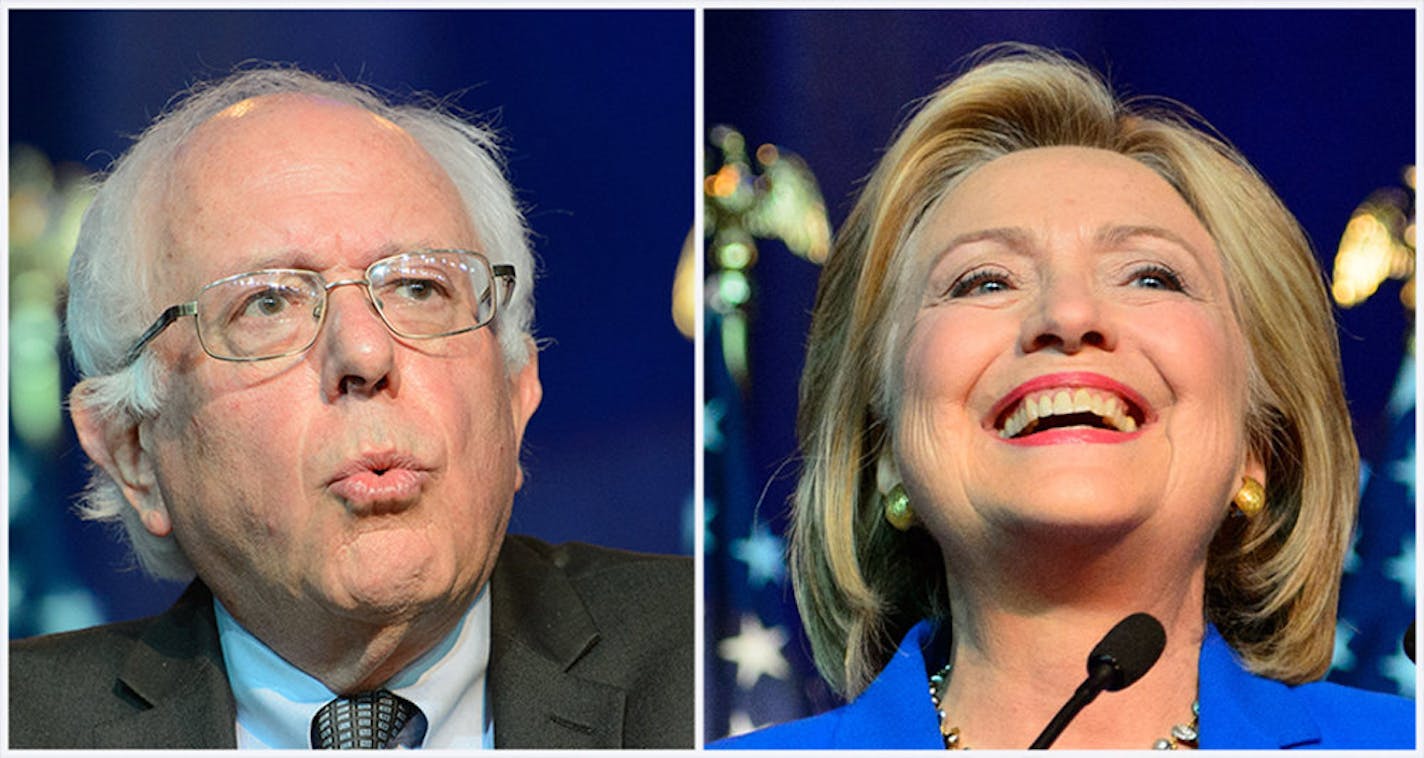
96, 581, 237, 748
488, 536, 628, 748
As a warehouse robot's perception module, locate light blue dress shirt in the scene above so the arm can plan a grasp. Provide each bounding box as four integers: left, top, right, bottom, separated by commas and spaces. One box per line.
215, 588, 494, 749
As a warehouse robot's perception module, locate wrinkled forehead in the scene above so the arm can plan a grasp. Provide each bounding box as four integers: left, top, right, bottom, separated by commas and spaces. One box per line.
153, 93, 477, 292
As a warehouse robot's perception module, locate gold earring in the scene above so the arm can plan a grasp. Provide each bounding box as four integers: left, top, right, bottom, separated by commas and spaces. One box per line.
1232, 476, 1265, 518
884, 483, 915, 531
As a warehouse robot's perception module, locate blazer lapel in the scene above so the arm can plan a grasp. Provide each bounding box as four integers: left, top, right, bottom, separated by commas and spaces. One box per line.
94, 582, 237, 748
488, 536, 628, 748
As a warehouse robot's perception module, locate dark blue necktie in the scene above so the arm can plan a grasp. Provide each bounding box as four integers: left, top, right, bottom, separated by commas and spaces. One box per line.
310, 689, 427, 749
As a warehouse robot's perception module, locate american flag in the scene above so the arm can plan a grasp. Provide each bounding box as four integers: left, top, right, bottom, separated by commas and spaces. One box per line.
1330, 342, 1416, 697
703, 308, 827, 741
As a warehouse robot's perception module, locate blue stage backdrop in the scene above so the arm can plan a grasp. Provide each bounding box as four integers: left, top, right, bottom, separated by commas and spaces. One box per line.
704, 9, 1416, 741
8, 10, 693, 639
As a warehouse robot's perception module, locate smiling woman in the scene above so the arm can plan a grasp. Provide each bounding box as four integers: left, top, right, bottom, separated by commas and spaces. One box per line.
712, 45, 1413, 750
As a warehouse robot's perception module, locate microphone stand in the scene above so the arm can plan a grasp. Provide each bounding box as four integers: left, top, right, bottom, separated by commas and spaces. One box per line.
1027, 613, 1165, 749
1028, 661, 1118, 749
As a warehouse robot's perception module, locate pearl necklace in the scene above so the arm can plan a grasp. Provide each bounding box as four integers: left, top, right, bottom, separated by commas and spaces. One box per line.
927, 663, 1200, 749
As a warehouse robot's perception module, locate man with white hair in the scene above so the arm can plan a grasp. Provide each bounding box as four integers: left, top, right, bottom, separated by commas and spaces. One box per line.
9, 67, 692, 749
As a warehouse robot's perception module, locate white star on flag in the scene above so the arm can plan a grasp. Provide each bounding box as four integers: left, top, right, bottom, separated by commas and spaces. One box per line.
727, 709, 757, 737
732, 526, 786, 587
718, 613, 791, 689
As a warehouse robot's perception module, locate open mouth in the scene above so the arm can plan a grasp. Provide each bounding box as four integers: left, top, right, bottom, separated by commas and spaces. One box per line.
995, 386, 1145, 440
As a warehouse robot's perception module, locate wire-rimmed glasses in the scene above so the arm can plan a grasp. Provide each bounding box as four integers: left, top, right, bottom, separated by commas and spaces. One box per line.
121, 249, 515, 368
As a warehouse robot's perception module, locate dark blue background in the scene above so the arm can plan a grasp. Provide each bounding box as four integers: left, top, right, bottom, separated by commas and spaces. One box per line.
9, 9, 693, 634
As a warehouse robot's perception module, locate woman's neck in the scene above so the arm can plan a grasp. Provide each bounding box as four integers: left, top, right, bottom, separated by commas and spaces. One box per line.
935, 531, 1208, 749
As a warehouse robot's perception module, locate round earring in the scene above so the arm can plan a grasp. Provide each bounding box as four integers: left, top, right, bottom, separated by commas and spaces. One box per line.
884, 483, 915, 531
1232, 476, 1266, 518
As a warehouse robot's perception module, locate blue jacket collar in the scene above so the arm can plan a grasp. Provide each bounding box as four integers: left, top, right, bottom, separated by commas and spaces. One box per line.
1198, 623, 1321, 748
834, 621, 943, 748
835, 620, 1324, 749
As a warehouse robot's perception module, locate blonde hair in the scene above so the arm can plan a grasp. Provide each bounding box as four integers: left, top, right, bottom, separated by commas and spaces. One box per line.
790, 44, 1357, 698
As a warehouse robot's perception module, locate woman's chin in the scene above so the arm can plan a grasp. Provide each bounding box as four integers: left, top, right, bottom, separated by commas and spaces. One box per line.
981, 490, 1154, 541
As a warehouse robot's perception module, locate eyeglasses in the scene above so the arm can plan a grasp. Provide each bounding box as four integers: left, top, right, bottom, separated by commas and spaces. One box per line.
121, 249, 515, 367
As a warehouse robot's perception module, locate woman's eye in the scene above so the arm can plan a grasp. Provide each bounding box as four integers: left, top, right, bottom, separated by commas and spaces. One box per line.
1128, 265, 1186, 292
947, 269, 1013, 298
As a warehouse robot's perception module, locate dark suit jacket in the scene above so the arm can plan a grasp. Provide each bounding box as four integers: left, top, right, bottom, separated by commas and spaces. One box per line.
8, 534, 693, 749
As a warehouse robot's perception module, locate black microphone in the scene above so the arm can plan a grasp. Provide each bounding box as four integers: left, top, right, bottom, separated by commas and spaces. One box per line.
1028, 613, 1167, 749
1404, 620, 1415, 663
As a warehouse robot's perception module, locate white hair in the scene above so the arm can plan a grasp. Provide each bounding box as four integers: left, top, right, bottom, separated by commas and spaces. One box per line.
67, 65, 536, 580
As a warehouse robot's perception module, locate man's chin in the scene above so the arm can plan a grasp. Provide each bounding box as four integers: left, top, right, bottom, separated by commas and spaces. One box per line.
327, 542, 460, 617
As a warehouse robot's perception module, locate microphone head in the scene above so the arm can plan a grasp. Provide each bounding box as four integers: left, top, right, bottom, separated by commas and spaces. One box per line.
1087, 613, 1166, 692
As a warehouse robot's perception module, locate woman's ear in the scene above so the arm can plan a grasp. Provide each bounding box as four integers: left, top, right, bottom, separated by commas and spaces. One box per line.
876, 446, 902, 496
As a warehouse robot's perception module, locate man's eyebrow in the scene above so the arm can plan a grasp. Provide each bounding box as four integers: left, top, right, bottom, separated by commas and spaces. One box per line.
241, 242, 419, 272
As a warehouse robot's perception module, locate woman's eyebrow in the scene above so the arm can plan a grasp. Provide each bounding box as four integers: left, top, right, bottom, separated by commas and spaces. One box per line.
933, 224, 1204, 265
937, 227, 1035, 258
1095, 224, 1203, 258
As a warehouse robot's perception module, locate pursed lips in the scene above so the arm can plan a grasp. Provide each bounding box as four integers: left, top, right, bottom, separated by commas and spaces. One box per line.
987, 372, 1152, 443
325, 451, 431, 511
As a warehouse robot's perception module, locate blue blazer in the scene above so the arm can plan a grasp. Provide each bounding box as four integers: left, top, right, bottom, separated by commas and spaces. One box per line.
712, 620, 1414, 749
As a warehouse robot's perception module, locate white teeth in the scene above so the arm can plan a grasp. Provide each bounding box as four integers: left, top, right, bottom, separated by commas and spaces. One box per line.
997, 386, 1140, 438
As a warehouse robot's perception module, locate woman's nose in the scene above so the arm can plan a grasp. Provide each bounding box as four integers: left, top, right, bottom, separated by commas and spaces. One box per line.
1018, 275, 1116, 355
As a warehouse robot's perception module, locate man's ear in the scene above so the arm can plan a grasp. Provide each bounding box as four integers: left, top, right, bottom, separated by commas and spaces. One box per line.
507, 340, 542, 489
69, 381, 172, 537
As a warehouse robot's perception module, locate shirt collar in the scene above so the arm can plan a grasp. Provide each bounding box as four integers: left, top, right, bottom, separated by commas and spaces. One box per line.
216, 587, 493, 749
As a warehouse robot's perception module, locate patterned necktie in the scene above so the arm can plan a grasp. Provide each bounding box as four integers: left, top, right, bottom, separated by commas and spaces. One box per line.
310, 689, 427, 749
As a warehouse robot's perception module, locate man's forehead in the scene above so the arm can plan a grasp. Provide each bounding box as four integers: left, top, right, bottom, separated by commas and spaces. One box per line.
191, 92, 411, 150
156, 91, 479, 284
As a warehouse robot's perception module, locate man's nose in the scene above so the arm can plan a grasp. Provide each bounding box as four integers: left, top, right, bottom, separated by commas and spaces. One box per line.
1018, 274, 1116, 355
317, 282, 398, 399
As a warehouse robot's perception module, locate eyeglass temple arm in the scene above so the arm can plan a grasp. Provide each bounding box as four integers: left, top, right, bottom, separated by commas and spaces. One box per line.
121, 302, 197, 368
492, 265, 516, 306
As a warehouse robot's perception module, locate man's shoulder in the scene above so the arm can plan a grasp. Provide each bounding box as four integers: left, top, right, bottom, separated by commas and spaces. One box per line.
11, 614, 151, 676
8, 583, 235, 749
498, 533, 691, 605
500, 532, 691, 572
10, 615, 157, 746
489, 534, 693, 748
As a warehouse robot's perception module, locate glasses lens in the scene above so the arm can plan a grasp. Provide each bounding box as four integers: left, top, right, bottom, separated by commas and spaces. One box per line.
369, 252, 495, 337
196, 271, 325, 360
